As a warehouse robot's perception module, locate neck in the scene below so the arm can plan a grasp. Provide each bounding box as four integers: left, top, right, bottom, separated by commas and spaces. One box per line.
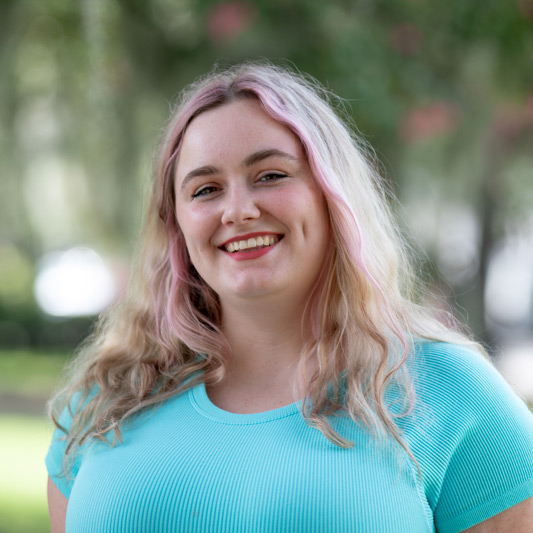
221, 295, 308, 377
206, 294, 315, 413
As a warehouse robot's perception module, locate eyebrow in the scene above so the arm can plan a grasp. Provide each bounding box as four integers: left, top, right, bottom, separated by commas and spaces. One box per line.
243, 148, 299, 167
179, 149, 300, 191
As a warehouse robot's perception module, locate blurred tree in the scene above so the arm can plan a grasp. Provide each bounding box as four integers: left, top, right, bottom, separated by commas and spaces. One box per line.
1, 0, 532, 347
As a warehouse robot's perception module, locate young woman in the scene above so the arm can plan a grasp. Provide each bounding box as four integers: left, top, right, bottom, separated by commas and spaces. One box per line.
47, 63, 533, 532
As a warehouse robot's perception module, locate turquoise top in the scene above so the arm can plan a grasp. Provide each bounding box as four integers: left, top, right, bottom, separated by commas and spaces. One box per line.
46, 341, 533, 532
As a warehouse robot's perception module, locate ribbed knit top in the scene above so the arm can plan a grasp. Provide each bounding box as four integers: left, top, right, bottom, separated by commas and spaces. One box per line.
46, 342, 533, 532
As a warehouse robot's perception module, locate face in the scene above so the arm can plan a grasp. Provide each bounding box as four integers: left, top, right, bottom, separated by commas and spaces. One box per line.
174, 98, 330, 309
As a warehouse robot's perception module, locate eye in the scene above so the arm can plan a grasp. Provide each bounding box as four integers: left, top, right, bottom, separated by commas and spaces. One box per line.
192, 185, 220, 198
258, 172, 288, 183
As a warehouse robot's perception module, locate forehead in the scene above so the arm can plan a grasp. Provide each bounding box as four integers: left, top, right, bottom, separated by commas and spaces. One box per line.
175, 99, 304, 179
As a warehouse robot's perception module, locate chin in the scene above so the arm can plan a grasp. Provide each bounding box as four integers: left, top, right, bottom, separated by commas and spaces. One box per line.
220, 281, 284, 301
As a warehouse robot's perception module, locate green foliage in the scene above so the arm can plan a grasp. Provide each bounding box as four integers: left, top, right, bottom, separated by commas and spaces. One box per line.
1, 0, 532, 345
0, 300, 95, 349
0, 243, 34, 305
0, 349, 70, 397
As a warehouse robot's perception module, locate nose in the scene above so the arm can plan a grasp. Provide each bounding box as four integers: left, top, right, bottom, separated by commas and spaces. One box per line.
220, 184, 261, 225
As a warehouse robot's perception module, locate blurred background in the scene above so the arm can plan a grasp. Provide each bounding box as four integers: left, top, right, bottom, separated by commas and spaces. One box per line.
1, 0, 532, 530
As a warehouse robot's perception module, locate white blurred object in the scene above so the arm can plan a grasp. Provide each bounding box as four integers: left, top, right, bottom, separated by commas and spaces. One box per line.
23, 156, 88, 248
34, 247, 115, 316
497, 342, 533, 403
405, 199, 480, 285
435, 204, 480, 285
485, 236, 533, 327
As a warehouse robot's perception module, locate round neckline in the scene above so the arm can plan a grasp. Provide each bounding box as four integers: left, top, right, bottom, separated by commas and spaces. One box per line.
189, 381, 302, 425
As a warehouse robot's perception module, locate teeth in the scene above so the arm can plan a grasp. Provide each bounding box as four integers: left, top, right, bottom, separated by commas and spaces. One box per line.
224, 235, 279, 253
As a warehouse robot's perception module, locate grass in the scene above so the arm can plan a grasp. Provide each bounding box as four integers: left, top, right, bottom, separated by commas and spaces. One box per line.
0, 349, 70, 533
0, 415, 54, 533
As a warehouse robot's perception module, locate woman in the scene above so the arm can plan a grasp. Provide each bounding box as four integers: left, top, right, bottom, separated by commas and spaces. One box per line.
47, 62, 533, 532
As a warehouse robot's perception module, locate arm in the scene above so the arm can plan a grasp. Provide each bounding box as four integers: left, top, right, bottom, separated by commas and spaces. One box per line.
48, 476, 68, 533
464, 497, 533, 532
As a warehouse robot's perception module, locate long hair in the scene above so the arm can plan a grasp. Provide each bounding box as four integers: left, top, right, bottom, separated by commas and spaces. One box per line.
49, 62, 478, 470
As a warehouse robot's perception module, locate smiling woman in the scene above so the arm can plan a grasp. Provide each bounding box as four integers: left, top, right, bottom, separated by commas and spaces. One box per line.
174, 98, 330, 309
46, 62, 533, 533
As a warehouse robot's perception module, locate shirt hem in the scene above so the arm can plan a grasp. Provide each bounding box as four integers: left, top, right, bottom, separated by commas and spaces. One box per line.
436, 478, 533, 533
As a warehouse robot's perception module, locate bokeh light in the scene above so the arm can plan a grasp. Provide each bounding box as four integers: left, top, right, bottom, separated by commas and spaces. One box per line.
485, 236, 533, 327
33, 247, 115, 317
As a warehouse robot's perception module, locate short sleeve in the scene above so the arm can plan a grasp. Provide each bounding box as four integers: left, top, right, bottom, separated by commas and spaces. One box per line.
408, 342, 533, 533
45, 393, 89, 499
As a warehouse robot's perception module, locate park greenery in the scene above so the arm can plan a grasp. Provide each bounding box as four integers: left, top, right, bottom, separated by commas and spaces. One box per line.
0, 2, 532, 529
2, 0, 533, 351
0, 349, 68, 533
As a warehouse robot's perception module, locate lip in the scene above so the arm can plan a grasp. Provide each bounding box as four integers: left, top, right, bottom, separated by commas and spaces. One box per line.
222, 241, 280, 261
218, 231, 283, 261
218, 231, 284, 248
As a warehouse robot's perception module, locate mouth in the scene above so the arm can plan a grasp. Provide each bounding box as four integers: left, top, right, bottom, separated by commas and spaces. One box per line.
220, 234, 282, 253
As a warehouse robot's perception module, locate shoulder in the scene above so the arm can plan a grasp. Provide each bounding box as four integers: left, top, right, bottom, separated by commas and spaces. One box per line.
412, 339, 493, 384
404, 339, 533, 532
407, 339, 533, 447
410, 339, 526, 409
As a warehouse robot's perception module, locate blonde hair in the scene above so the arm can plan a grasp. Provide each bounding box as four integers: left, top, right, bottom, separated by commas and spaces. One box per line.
50, 62, 478, 470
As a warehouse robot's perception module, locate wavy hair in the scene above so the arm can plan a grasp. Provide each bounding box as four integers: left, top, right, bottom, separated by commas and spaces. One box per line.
50, 62, 477, 471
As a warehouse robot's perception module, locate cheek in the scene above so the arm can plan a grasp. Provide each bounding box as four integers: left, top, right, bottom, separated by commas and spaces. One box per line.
287, 186, 330, 235
176, 207, 219, 269
177, 206, 211, 241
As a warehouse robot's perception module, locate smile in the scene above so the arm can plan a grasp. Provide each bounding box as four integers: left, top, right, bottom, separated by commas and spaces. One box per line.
223, 235, 281, 253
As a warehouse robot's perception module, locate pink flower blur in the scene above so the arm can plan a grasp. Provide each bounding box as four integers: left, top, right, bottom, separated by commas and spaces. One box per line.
519, 0, 533, 20
400, 102, 461, 142
208, 2, 255, 44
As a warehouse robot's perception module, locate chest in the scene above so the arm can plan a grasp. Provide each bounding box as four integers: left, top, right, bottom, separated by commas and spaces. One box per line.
66, 402, 434, 532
